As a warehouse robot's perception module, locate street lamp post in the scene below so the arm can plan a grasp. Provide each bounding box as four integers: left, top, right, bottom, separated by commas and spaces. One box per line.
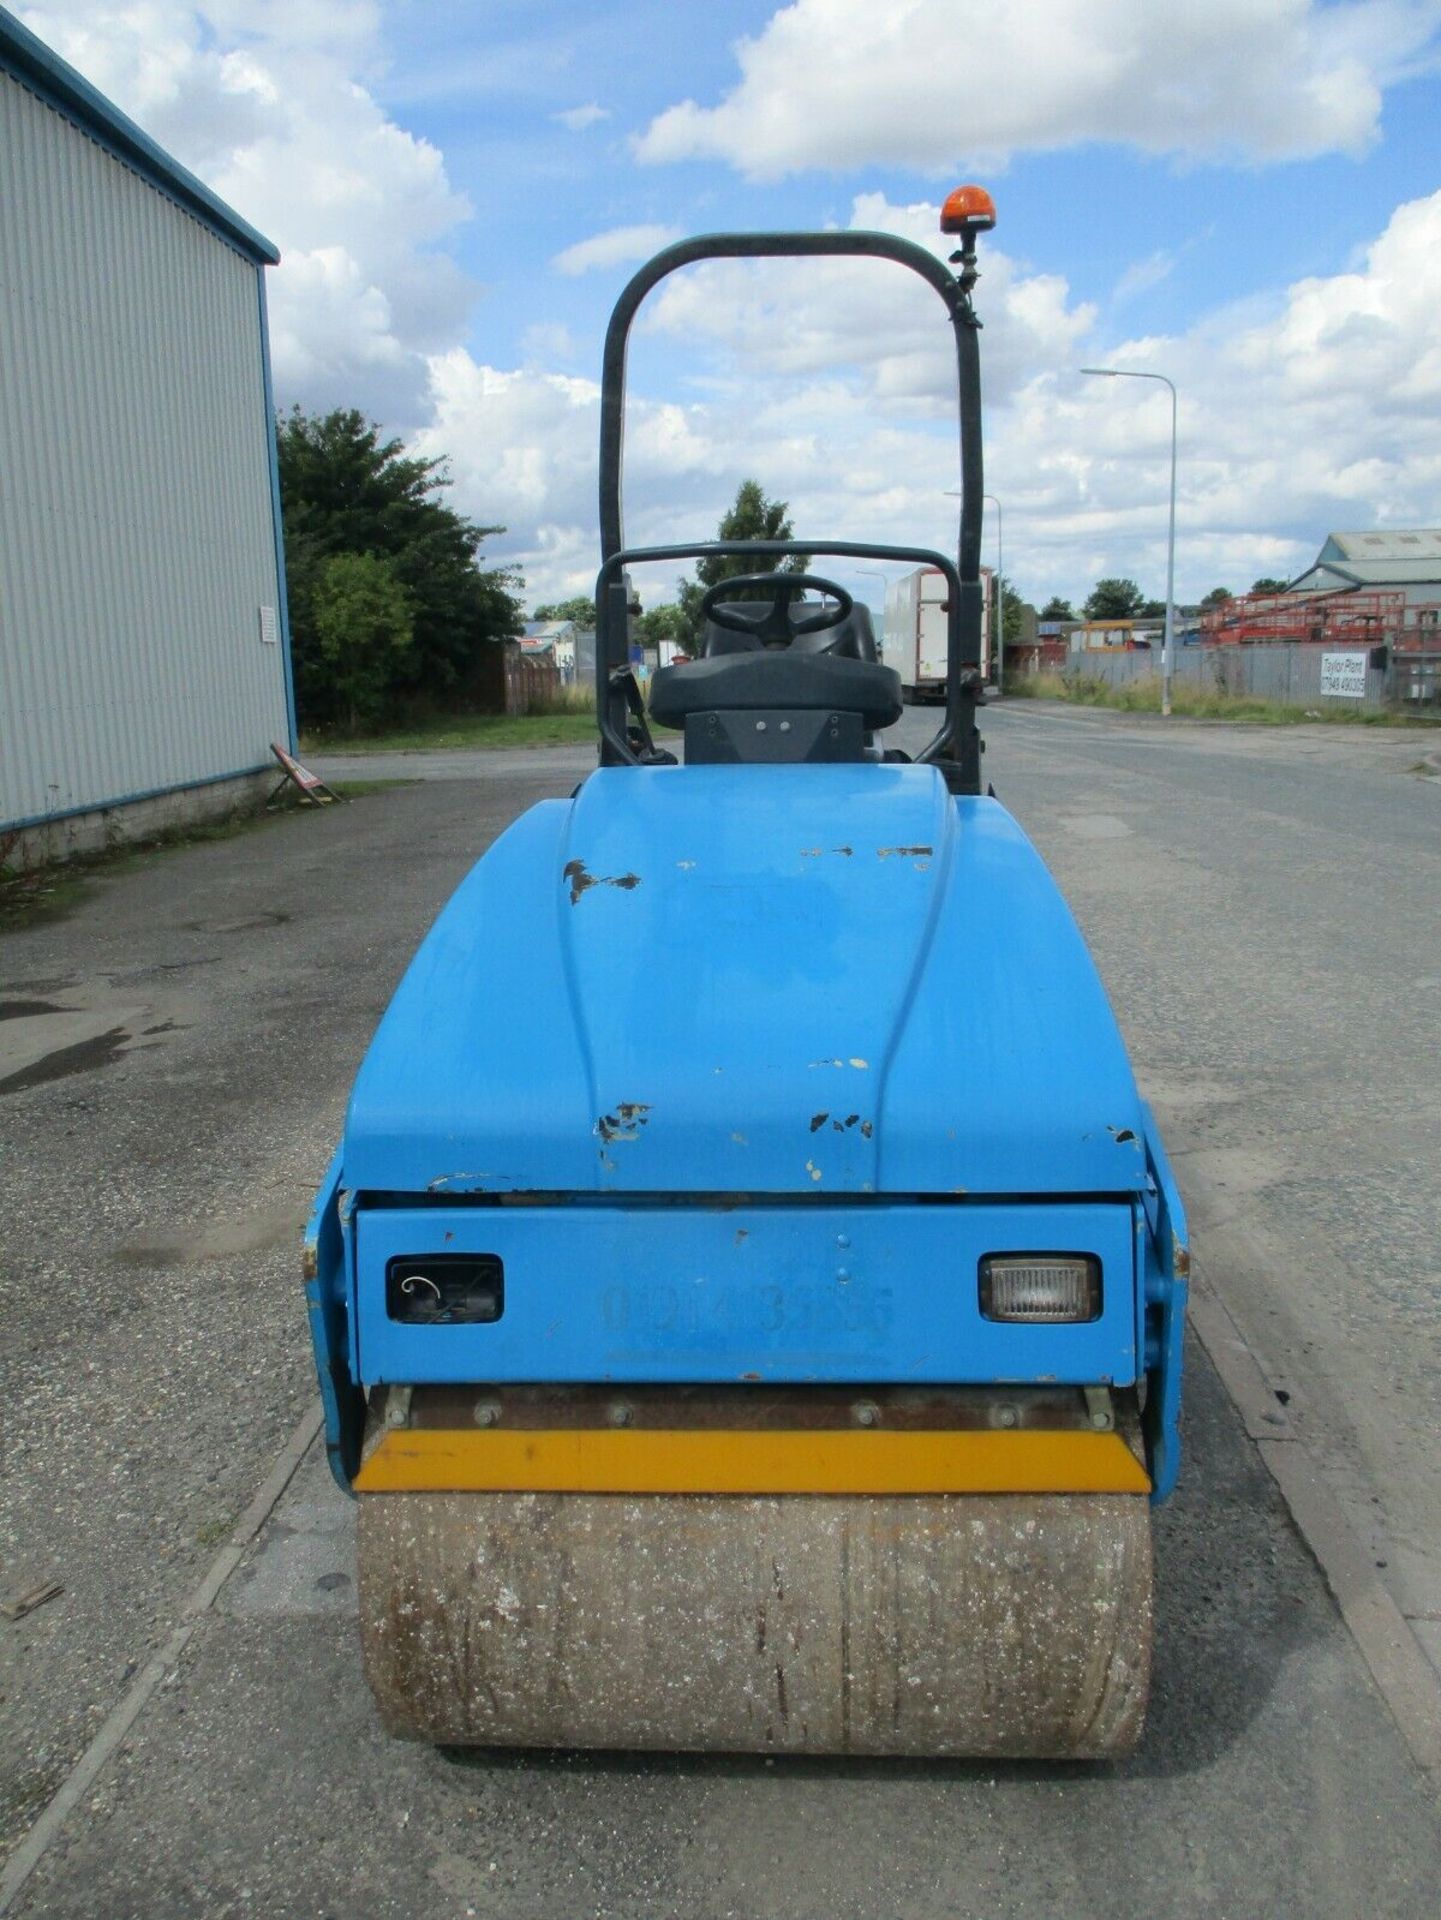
983, 492, 1003, 684
1079, 367, 1177, 717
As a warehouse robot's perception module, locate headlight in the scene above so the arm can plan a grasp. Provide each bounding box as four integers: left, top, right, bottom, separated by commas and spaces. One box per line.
979, 1254, 1101, 1324
386, 1254, 504, 1325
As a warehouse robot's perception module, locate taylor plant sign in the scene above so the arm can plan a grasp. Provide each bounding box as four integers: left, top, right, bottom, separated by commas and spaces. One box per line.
1319, 652, 1369, 699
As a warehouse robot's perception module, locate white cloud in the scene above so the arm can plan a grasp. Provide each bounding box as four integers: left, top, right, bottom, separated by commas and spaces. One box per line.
19, 2, 475, 424
21, 6, 1438, 611
552, 103, 610, 132
637, 0, 1441, 178
638, 195, 1093, 409
412, 346, 729, 604
413, 195, 1094, 603
1113, 252, 1178, 307
993, 186, 1441, 600
552, 224, 685, 276
262, 247, 408, 388
426, 189, 1441, 611
521, 321, 580, 365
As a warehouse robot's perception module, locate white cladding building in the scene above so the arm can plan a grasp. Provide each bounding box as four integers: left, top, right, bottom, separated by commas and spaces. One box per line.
0, 7, 292, 858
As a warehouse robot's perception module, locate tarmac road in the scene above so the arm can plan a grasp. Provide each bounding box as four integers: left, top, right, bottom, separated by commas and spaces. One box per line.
1, 705, 1438, 1918
961, 702, 1441, 1677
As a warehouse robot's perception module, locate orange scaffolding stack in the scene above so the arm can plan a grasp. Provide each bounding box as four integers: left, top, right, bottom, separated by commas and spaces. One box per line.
1199, 588, 1404, 647
1200, 588, 1441, 652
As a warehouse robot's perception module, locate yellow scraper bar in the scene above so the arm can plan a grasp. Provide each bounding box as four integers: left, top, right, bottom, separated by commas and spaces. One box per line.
354, 1426, 1151, 1496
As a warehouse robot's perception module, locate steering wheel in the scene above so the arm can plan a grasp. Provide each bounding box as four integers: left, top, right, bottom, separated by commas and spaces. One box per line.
700, 573, 854, 649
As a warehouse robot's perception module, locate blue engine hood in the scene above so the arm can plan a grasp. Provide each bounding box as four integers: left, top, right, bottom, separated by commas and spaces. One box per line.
344, 764, 1148, 1197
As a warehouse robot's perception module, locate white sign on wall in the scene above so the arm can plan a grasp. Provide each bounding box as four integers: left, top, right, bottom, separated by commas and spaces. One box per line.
1319, 651, 1368, 698
258, 604, 278, 646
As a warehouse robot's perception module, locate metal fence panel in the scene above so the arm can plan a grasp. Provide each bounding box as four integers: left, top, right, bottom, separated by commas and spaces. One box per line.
1059, 644, 1386, 708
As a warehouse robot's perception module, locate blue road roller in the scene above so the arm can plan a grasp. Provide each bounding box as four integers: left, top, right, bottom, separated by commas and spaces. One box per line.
303, 190, 1188, 1757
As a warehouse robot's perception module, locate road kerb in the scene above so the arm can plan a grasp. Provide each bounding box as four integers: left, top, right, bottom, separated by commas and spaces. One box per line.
0, 1406, 323, 1916
1190, 1278, 1441, 1781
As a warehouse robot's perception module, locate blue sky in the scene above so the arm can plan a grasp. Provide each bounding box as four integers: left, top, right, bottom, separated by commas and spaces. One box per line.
20, 0, 1441, 611
378, 2, 1441, 358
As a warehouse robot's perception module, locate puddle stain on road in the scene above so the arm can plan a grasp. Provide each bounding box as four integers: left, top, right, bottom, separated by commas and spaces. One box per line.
0, 1023, 132, 1095
114, 1200, 306, 1268
0, 990, 192, 1097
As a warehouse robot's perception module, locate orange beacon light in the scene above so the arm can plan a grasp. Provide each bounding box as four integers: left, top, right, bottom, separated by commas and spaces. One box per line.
940, 186, 996, 234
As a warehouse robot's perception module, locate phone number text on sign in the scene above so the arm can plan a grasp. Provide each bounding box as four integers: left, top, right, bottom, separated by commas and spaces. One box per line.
602, 1279, 894, 1341
1320, 651, 1368, 698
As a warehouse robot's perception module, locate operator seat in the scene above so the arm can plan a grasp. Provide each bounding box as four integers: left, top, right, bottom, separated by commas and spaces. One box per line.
649, 600, 902, 738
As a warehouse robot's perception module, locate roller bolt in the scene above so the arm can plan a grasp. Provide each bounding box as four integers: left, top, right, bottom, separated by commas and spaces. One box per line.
607, 1400, 633, 1427
1083, 1386, 1114, 1431
854, 1400, 880, 1428
473, 1398, 501, 1428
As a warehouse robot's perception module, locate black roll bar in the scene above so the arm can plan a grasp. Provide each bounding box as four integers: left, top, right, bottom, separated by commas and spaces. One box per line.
595, 229, 986, 792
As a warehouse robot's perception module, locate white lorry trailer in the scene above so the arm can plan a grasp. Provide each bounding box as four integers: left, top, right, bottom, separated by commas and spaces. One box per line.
886, 564, 992, 699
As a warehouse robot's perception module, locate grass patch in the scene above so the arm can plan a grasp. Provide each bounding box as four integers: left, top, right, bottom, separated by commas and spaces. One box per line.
1005, 669, 1441, 728
0, 859, 94, 929
194, 1512, 236, 1549
302, 708, 598, 754
327, 777, 419, 798
2, 810, 274, 929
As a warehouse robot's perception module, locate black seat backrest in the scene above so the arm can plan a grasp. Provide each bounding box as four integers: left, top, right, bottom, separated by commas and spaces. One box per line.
649, 648, 902, 734
702, 601, 880, 662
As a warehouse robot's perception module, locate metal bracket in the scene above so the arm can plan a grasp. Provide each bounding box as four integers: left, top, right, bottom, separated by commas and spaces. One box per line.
1084, 1386, 1114, 1432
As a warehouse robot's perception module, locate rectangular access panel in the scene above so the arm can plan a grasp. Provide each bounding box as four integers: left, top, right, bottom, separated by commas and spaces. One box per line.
353, 1200, 1140, 1388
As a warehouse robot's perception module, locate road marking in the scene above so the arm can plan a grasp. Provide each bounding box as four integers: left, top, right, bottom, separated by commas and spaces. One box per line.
0, 1406, 323, 1916
1190, 1279, 1441, 1783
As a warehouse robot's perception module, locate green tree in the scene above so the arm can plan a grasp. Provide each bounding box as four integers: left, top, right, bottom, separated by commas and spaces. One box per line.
1084, 577, 1145, 620
278, 406, 522, 730
1251, 576, 1288, 595
1000, 583, 1027, 650
676, 480, 809, 642
1039, 596, 1075, 621
635, 603, 689, 650
311, 552, 414, 731
532, 595, 597, 631
1200, 586, 1233, 607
